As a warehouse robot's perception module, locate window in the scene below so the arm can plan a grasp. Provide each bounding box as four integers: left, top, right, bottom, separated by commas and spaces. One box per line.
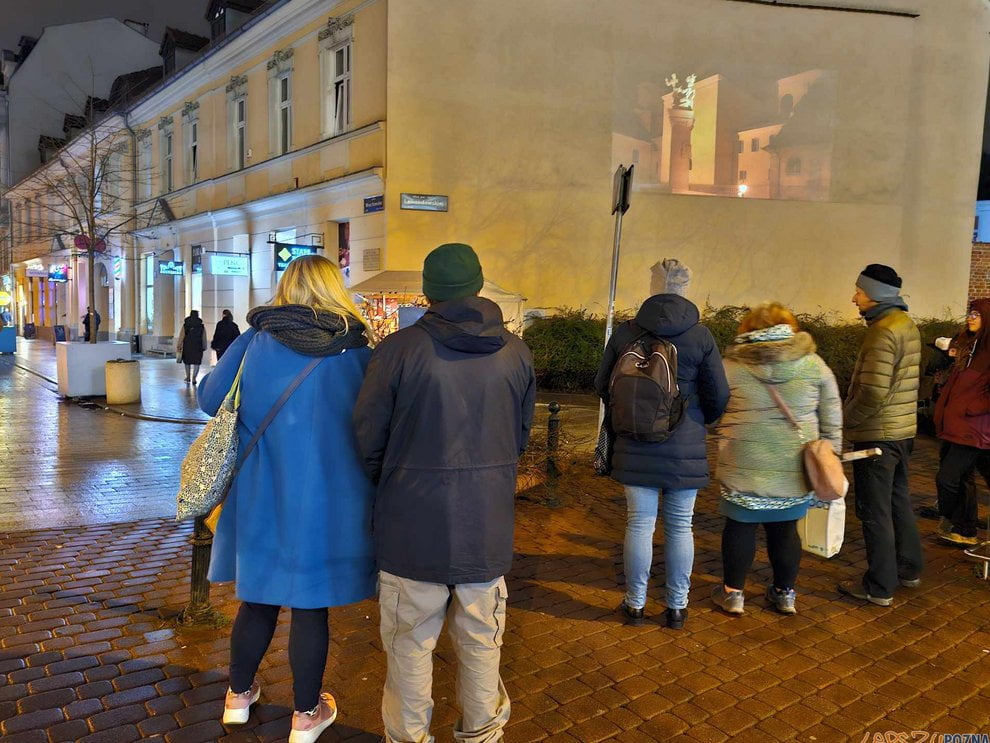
163, 132, 174, 193
188, 121, 198, 182
277, 74, 291, 154
786, 157, 802, 175
267, 48, 294, 154
236, 98, 246, 169
211, 6, 226, 39
737, 140, 743, 154
331, 43, 351, 135
319, 21, 354, 138
139, 136, 153, 201
751, 137, 760, 152
144, 254, 155, 332
739, 170, 747, 181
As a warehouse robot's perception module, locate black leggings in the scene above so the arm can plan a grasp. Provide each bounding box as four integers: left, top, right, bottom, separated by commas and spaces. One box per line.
229, 602, 329, 712
722, 518, 801, 591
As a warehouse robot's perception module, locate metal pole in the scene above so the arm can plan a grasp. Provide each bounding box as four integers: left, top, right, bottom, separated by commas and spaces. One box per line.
604, 211, 624, 344
178, 515, 226, 627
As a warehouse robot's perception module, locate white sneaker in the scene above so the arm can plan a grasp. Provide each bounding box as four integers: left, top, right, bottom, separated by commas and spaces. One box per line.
289, 692, 338, 743
222, 680, 260, 725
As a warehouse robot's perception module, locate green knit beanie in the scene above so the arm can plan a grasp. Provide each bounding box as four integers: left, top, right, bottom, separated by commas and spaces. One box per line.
422, 243, 484, 301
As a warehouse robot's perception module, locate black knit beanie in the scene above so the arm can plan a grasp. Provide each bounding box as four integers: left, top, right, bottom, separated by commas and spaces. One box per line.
856, 264, 902, 301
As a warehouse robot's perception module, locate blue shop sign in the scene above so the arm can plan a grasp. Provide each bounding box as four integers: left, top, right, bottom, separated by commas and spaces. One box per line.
159, 260, 184, 276
364, 195, 384, 213
274, 243, 320, 272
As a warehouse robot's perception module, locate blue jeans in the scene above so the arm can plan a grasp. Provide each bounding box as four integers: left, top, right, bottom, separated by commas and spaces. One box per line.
623, 486, 698, 611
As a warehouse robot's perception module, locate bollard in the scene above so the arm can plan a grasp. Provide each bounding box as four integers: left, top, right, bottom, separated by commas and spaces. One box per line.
543, 402, 562, 507
178, 515, 227, 627
546, 401, 562, 479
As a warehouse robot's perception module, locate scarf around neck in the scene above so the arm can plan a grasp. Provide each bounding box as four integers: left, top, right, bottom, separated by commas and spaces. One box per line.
247, 304, 368, 357
862, 296, 909, 323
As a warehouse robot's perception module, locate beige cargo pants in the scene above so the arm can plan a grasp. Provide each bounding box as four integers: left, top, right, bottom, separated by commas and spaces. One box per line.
378, 570, 510, 743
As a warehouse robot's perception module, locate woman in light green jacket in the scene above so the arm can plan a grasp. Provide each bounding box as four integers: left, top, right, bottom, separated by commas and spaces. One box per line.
713, 303, 842, 616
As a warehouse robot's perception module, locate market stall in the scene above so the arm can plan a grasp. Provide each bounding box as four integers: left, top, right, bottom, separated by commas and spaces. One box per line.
350, 271, 525, 337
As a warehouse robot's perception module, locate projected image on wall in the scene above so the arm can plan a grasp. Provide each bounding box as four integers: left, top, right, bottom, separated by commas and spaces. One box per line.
613, 67, 837, 201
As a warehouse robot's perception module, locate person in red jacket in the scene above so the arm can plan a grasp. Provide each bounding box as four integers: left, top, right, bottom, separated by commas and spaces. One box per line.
933, 298, 990, 546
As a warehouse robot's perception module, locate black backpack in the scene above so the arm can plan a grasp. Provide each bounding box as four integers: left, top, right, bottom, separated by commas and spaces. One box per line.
608, 330, 685, 442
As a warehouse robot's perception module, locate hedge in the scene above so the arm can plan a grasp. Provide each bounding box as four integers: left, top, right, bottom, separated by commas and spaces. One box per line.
522, 305, 961, 395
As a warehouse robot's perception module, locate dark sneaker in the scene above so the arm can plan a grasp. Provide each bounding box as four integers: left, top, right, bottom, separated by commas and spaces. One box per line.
939, 531, 979, 546
664, 607, 688, 629
711, 585, 745, 615
618, 601, 644, 627
899, 577, 921, 588
837, 581, 892, 607
765, 585, 797, 615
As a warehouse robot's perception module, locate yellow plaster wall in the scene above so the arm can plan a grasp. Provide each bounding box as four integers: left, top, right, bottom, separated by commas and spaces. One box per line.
384, 0, 990, 318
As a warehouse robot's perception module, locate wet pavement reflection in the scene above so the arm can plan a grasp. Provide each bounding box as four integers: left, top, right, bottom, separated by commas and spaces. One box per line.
0, 354, 200, 532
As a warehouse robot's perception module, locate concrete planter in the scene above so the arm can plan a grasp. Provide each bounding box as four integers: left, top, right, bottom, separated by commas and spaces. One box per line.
56, 341, 131, 397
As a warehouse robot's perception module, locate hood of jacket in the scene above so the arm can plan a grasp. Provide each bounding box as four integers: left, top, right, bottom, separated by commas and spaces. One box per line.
634, 294, 700, 337
724, 331, 817, 383
416, 296, 507, 354
184, 316, 204, 329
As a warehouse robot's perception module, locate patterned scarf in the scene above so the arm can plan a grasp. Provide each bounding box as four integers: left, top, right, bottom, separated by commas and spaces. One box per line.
247, 304, 368, 357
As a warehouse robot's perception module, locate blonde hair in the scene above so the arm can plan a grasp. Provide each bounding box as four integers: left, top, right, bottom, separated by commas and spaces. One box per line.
273, 255, 375, 340
737, 302, 800, 335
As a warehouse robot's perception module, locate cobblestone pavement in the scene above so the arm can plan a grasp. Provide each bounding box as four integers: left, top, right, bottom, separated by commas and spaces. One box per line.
1, 431, 989, 742
0, 357, 200, 531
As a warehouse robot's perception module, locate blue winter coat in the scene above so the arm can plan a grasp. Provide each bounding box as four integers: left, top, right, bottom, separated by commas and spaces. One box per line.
595, 295, 730, 491
198, 328, 376, 609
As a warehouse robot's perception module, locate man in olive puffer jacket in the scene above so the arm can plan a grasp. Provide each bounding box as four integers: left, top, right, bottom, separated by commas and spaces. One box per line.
838, 264, 923, 606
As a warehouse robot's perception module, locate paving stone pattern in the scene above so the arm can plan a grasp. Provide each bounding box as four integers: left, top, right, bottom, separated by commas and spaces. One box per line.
1, 435, 989, 742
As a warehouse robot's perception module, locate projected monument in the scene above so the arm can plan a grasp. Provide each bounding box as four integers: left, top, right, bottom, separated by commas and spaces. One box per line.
613, 68, 836, 201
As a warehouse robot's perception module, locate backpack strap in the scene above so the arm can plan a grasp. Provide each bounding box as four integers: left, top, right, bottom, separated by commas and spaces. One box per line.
758, 376, 807, 444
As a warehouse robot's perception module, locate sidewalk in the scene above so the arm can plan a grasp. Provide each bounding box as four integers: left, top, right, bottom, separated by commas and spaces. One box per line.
13, 339, 209, 423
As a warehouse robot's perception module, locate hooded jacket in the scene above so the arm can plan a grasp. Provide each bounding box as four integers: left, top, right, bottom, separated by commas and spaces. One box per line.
353, 296, 536, 584
934, 299, 990, 450
595, 295, 730, 490
844, 306, 921, 442
717, 332, 842, 498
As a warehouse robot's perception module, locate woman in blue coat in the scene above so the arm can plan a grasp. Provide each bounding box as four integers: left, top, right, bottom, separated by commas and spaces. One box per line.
595, 269, 729, 630
197, 255, 375, 743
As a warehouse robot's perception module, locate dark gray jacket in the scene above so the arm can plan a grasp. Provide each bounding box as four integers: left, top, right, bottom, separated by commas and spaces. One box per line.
353, 297, 536, 584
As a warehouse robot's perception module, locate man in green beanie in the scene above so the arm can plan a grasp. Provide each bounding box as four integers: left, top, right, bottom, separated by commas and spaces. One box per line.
354, 242, 535, 743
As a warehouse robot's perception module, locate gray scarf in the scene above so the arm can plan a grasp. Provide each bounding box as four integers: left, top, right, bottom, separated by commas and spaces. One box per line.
247, 304, 368, 356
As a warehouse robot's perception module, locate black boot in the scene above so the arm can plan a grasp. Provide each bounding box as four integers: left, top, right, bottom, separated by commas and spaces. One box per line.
618, 601, 644, 627
665, 607, 688, 629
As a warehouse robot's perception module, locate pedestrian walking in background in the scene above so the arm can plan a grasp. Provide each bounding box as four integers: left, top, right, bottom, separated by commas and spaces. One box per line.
594, 260, 729, 630
197, 255, 376, 742
211, 309, 241, 361
713, 303, 842, 616
933, 298, 990, 547
177, 310, 208, 384
838, 264, 923, 606
82, 306, 101, 342
353, 243, 535, 743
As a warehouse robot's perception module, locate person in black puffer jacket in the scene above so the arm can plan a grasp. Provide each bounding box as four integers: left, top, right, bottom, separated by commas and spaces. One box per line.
595, 259, 729, 630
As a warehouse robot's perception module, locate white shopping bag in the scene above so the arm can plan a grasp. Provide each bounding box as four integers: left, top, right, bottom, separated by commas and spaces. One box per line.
798, 498, 846, 558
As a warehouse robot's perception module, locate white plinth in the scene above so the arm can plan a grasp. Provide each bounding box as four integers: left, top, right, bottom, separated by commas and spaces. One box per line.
56, 341, 132, 397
